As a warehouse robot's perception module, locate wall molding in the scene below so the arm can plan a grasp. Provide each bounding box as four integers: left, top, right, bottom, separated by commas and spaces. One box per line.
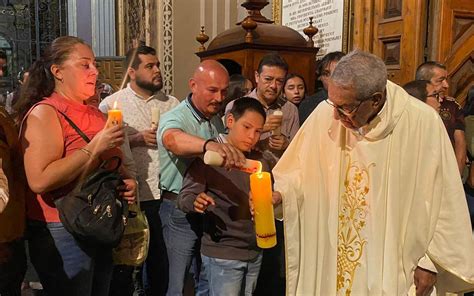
163, 0, 174, 95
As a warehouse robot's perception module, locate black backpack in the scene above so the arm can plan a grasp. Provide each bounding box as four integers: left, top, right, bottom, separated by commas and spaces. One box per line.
54, 111, 127, 248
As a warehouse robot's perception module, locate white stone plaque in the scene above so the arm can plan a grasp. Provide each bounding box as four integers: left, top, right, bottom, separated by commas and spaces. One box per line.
281, 0, 345, 58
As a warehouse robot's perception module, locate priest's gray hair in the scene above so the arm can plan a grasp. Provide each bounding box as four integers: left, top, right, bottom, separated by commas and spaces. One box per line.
331, 50, 387, 100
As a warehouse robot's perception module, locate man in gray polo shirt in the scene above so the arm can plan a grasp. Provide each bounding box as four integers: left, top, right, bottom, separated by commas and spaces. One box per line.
159, 60, 246, 295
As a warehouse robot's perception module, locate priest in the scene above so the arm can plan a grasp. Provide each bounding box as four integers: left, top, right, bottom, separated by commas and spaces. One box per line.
273, 50, 474, 295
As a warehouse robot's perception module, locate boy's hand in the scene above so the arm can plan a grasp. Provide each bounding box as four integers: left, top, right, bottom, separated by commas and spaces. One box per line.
194, 192, 216, 213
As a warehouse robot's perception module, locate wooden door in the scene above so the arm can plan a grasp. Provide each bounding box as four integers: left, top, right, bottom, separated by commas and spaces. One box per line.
352, 0, 426, 85
431, 0, 474, 103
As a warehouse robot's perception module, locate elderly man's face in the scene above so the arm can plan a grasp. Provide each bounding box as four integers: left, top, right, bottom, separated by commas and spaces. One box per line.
0, 58, 6, 77
429, 67, 449, 100
327, 79, 382, 130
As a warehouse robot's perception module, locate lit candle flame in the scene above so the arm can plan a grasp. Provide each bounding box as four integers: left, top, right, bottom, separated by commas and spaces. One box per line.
113, 100, 119, 110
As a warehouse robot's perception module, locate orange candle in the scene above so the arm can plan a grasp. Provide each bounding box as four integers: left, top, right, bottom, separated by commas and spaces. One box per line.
107, 101, 123, 127
250, 171, 277, 248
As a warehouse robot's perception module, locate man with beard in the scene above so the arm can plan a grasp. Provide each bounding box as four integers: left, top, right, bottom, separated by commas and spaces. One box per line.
100, 45, 179, 296
159, 60, 246, 295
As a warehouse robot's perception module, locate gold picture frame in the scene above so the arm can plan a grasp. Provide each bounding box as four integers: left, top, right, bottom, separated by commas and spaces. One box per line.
272, 0, 352, 53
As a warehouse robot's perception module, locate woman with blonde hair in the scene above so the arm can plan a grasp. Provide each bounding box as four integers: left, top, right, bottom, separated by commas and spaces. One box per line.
16, 36, 136, 296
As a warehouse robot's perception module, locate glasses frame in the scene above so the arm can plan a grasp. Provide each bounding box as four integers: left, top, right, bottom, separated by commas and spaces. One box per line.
325, 98, 364, 117
325, 91, 384, 117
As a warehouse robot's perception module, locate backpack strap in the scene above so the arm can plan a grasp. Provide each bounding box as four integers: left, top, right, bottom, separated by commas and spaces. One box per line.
56, 110, 91, 143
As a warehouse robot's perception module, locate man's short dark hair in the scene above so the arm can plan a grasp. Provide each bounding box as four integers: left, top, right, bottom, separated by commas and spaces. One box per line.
0, 50, 6, 61
317, 51, 345, 77
415, 61, 446, 81
125, 45, 156, 69
403, 80, 429, 102
257, 53, 288, 74
230, 96, 266, 122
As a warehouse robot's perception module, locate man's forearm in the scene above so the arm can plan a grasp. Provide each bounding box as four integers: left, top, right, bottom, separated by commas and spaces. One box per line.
455, 144, 467, 173
454, 130, 467, 174
162, 129, 206, 157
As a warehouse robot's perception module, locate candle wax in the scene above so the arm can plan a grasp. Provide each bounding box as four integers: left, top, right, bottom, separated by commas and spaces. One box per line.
250, 171, 277, 248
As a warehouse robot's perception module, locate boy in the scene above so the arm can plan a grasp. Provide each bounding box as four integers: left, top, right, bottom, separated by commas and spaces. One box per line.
177, 97, 269, 295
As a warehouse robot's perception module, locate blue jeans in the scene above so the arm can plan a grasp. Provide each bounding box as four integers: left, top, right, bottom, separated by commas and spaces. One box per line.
27, 220, 113, 296
202, 254, 262, 296
161, 199, 207, 296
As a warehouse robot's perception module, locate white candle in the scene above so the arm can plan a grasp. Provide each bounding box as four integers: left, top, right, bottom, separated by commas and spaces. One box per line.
272, 110, 283, 136
204, 151, 262, 174
151, 107, 160, 129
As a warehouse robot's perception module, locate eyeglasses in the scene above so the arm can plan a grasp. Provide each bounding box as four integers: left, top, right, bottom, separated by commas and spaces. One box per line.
325, 99, 364, 116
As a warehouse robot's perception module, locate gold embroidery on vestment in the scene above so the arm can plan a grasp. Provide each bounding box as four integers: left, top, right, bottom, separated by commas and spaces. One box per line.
336, 155, 372, 295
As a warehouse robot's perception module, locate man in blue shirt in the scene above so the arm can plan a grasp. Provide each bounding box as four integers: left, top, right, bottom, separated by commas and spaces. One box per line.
158, 60, 246, 295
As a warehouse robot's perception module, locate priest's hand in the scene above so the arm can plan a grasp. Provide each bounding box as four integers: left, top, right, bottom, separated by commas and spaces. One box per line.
414, 266, 436, 296
194, 192, 215, 214
248, 191, 282, 217
272, 191, 282, 205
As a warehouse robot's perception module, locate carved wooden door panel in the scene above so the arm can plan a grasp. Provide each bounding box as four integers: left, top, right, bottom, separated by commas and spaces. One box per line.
352, 0, 426, 85
433, 0, 474, 103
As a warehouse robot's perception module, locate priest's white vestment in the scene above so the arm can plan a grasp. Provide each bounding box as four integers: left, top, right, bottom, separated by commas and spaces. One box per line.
273, 81, 474, 295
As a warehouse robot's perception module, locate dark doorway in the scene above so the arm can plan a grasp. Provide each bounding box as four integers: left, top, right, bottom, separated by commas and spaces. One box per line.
218, 59, 242, 76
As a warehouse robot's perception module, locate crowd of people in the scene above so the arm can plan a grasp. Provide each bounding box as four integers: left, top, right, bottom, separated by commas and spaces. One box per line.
0, 35, 473, 296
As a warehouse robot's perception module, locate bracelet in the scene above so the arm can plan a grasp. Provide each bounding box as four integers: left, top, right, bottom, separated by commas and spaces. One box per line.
203, 139, 215, 153
79, 148, 93, 158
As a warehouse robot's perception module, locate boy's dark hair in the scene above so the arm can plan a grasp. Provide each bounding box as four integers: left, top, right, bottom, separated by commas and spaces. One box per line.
403, 80, 429, 102
415, 61, 446, 81
257, 53, 288, 74
0, 50, 6, 60
125, 45, 156, 69
229, 97, 266, 122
